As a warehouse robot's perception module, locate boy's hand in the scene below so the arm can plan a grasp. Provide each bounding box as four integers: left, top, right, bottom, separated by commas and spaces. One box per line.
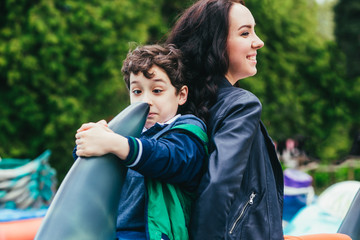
77, 120, 108, 133
75, 120, 113, 157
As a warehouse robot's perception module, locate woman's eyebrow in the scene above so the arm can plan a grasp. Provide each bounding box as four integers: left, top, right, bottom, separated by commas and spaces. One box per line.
238, 23, 256, 31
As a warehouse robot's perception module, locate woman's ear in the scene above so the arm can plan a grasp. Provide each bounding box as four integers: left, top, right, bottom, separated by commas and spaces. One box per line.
178, 85, 188, 106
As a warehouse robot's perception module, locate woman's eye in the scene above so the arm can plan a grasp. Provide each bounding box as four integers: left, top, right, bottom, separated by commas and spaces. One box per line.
132, 90, 141, 95
241, 31, 250, 37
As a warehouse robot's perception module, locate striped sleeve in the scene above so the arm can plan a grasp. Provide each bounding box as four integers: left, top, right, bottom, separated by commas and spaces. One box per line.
123, 137, 143, 167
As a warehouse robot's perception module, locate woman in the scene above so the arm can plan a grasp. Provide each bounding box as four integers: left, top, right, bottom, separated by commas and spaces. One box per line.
166, 0, 351, 239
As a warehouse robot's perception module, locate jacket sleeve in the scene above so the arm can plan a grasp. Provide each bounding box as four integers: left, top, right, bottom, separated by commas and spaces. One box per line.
72, 145, 78, 160
123, 123, 207, 191
191, 91, 262, 238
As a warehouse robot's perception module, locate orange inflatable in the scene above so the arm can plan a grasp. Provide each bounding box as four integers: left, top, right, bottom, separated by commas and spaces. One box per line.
285, 234, 352, 240
0, 218, 43, 240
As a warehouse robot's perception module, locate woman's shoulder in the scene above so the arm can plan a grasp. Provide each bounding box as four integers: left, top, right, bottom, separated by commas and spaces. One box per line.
207, 87, 262, 125
220, 86, 259, 102
217, 87, 262, 110
216, 78, 260, 103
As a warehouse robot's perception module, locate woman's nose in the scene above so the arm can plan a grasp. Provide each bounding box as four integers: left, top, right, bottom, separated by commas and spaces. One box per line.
252, 35, 264, 49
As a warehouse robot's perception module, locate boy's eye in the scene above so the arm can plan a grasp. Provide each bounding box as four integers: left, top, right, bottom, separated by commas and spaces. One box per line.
132, 89, 142, 95
153, 89, 163, 94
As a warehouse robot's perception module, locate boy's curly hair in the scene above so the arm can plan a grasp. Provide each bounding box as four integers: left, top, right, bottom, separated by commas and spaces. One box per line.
121, 44, 185, 95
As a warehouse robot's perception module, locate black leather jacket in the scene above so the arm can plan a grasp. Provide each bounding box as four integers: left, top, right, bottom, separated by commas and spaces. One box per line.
190, 78, 284, 240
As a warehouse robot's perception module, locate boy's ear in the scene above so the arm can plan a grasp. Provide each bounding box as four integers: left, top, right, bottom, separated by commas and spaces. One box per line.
178, 85, 188, 106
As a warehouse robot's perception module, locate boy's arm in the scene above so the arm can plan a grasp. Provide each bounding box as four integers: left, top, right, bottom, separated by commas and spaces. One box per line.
123, 127, 207, 190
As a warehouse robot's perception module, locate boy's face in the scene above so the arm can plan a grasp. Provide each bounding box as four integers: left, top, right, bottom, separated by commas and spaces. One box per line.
129, 65, 188, 129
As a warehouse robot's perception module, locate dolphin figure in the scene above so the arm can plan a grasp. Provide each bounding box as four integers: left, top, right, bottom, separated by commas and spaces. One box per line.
35, 102, 149, 240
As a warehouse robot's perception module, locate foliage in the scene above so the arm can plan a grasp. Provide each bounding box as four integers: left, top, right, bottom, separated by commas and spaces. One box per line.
146, 0, 195, 43
334, 0, 360, 149
334, 0, 360, 79
0, 0, 163, 181
304, 159, 360, 194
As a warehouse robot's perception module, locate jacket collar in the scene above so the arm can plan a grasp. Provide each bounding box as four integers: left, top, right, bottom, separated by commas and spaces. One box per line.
217, 77, 233, 89
142, 114, 181, 133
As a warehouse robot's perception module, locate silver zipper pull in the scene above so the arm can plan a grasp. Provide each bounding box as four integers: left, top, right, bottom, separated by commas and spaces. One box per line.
249, 192, 256, 204
229, 192, 257, 234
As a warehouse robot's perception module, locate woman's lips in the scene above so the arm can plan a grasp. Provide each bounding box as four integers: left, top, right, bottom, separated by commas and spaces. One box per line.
247, 54, 257, 62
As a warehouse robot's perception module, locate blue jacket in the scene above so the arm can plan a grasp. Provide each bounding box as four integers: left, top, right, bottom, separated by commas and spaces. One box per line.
122, 114, 208, 240
190, 78, 284, 240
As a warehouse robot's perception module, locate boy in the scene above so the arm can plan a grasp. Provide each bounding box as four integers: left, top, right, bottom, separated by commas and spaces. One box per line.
74, 44, 208, 240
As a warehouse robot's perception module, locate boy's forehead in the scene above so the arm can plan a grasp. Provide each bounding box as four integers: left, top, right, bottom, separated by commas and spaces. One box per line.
130, 66, 168, 80
130, 77, 166, 84
129, 67, 170, 85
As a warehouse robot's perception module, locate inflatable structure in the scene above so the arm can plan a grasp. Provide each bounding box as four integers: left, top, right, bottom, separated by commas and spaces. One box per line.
35, 102, 149, 240
284, 181, 360, 236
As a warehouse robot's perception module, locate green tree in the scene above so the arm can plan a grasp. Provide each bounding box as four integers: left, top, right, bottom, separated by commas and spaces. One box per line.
334, 0, 360, 153
146, 0, 195, 43
0, 0, 163, 181
334, 0, 360, 79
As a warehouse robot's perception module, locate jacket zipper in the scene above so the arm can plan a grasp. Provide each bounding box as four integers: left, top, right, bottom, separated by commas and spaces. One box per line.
229, 192, 256, 234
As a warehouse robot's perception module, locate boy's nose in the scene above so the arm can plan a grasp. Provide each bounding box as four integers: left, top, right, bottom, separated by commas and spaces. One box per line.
141, 94, 153, 105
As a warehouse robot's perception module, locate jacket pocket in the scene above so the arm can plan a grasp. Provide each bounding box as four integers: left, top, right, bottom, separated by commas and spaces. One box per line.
229, 192, 256, 235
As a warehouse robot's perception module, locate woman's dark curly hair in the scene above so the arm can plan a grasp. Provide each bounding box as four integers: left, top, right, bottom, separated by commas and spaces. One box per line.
166, 0, 245, 124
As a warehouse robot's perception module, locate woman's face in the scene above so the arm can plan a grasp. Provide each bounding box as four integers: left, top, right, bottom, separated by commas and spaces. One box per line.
225, 3, 264, 85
